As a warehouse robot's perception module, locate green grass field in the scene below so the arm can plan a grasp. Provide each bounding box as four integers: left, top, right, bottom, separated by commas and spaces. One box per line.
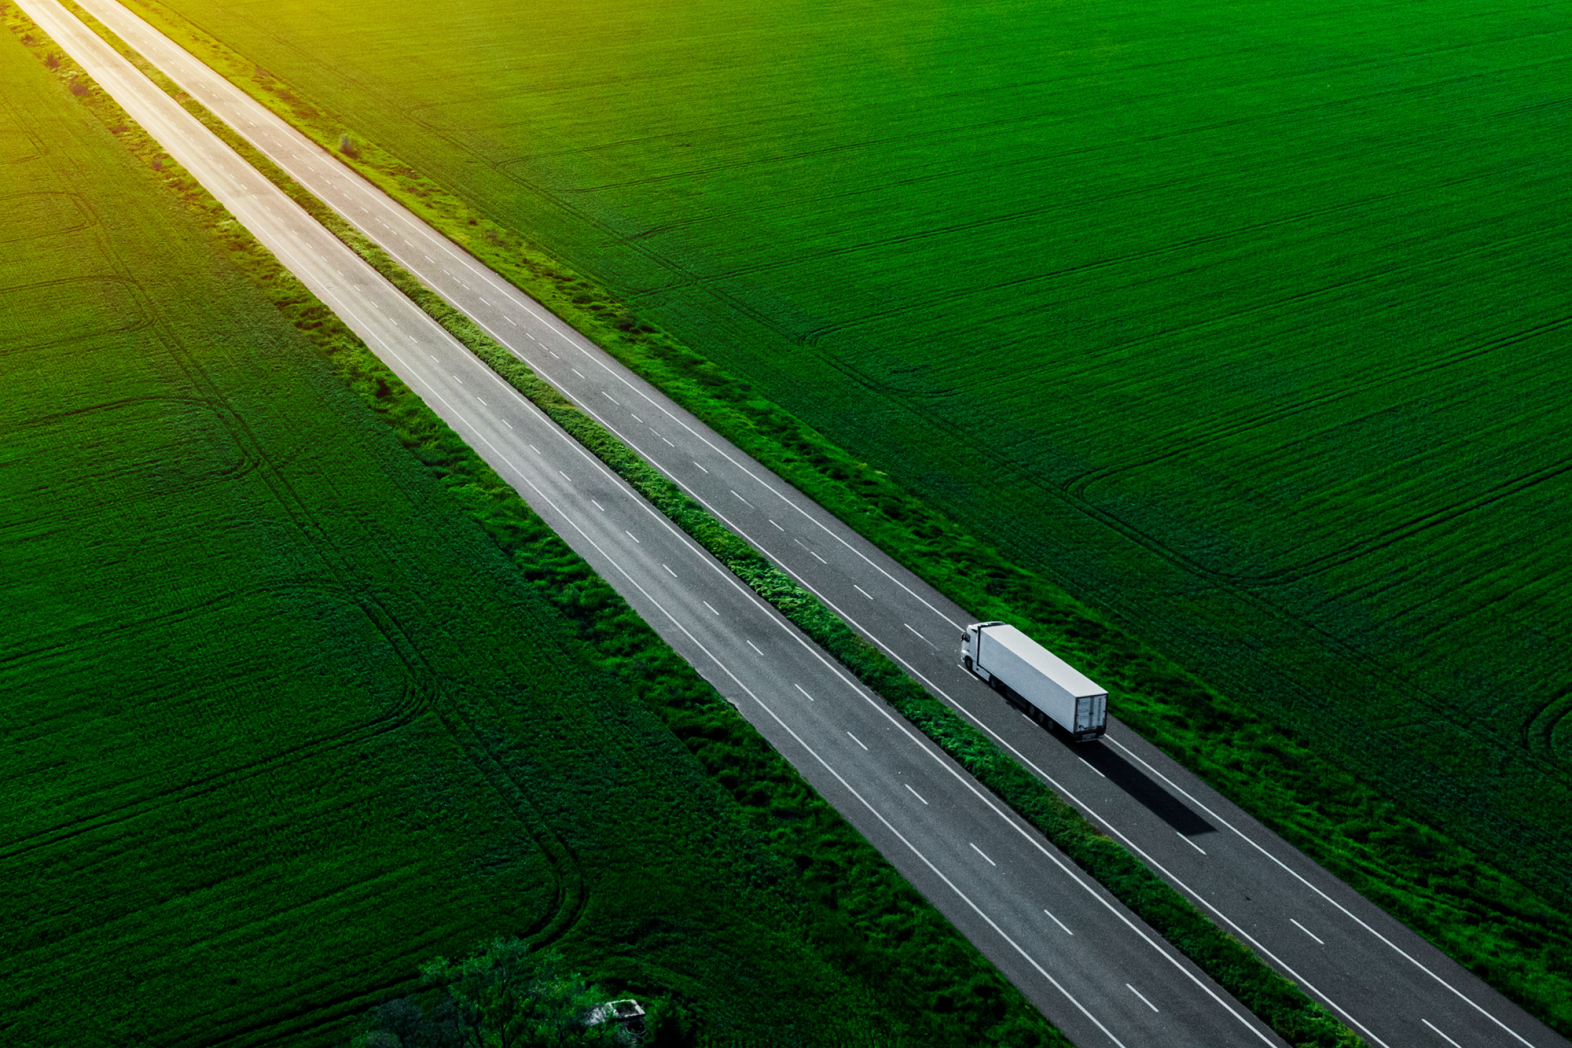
0, 25, 1066, 1046
124, 0, 1572, 905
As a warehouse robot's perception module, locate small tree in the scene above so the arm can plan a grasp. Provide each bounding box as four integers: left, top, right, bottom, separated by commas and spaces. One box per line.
355, 937, 624, 1048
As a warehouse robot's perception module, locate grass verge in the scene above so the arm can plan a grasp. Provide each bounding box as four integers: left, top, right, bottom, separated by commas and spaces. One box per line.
3, 6, 1069, 1044
47, 14, 1365, 1042
62, 0, 1572, 1036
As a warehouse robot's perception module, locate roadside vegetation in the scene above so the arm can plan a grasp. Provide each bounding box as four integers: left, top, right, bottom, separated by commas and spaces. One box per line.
0, 13, 1066, 1047
73, 0, 1572, 1035
43, 12, 1359, 1037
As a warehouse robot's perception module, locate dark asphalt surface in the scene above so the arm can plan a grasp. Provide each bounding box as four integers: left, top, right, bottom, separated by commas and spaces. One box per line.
27, 2, 1290, 1044
45, 2, 1572, 1045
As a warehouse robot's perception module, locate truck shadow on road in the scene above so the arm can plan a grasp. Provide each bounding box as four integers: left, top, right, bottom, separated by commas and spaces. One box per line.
1071, 740, 1216, 839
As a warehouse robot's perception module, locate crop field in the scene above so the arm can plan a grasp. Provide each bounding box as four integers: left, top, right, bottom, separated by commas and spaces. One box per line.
125, 0, 1572, 905
0, 28, 1027, 1046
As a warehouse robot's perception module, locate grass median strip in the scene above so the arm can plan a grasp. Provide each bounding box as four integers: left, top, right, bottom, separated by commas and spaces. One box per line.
3, 7, 1066, 1045
376, 241, 1365, 1048
56, 17, 1362, 1042
62, 2, 1572, 1038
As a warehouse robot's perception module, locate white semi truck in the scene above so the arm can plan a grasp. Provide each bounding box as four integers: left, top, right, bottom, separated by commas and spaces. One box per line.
961, 622, 1108, 741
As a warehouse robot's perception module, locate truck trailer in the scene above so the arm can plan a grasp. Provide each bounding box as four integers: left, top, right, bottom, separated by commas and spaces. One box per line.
961, 622, 1107, 741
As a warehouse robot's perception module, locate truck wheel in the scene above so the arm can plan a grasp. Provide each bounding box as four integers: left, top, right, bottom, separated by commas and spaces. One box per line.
963, 656, 972, 671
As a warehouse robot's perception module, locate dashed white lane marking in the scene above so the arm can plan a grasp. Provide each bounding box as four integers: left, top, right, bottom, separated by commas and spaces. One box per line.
703, 599, 719, 615
905, 783, 929, 806
505, 316, 516, 326
501, 419, 512, 430
903, 623, 934, 646
572, 367, 585, 378
476, 396, 484, 406
769, 519, 784, 531
1178, 832, 1207, 855
631, 413, 644, 423
625, 530, 641, 544
590, 499, 605, 512
1103, 733, 1517, 1048
731, 489, 751, 507
1423, 1019, 1464, 1048
663, 563, 677, 578
558, 470, 571, 484
693, 460, 709, 473
1044, 909, 1074, 936
970, 842, 997, 867
479, 296, 490, 305
1077, 756, 1106, 778
529, 444, 541, 455
23, 24, 1130, 1037
847, 731, 868, 751
450, 374, 462, 384
1291, 918, 1325, 945
73, 24, 1232, 1043
1127, 984, 1159, 1013
787, 681, 812, 702
747, 639, 764, 656
854, 584, 873, 599
602, 390, 618, 404
661, 435, 675, 447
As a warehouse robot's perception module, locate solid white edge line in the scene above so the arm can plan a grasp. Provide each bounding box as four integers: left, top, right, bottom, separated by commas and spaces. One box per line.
63, 12, 1371, 1044
516, 375, 1280, 1046
397, 419, 1135, 1048
1104, 734, 1536, 1048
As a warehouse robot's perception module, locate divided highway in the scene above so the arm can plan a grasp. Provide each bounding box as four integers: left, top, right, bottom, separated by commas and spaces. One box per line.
22, 1, 1287, 1045
40, 1, 1571, 1046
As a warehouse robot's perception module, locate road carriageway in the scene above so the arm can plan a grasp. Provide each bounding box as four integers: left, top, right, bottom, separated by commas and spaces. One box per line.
21, 1, 1296, 1044
41, 1, 1572, 1046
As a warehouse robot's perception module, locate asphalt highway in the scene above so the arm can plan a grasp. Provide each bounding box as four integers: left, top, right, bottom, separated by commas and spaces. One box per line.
44, 2, 1572, 1046
23, 1, 1300, 1044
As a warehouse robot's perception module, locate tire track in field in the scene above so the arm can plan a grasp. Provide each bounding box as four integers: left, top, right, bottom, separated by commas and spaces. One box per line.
4, 175, 588, 996
0, 581, 434, 860
0, 275, 150, 355
1062, 314, 1572, 587
616, 100, 1530, 296
797, 160, 1556, 346
1521, 683, 1572, 762
430, 704, 588, 948
0, 189, 95, 242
